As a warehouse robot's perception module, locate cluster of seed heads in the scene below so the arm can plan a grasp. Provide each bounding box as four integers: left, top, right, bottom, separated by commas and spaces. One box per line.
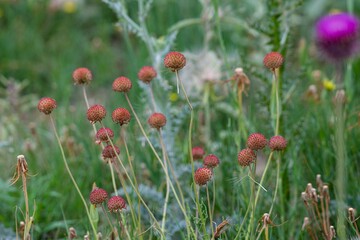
238, 133, 287, 167
192, 146, 220, 186
89, 187, 126, 212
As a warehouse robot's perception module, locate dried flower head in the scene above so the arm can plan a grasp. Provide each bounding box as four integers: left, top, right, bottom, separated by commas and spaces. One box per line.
164, 51, 186, 72
102, 145, 120, 159
96, 127, 114, 143
138, 66, 157, 84
38, 97, 57, 115
192, 146, 205, 160
72, 67, 92, 85
203, 154, 220, 168
69, 227, 77, 239
333, 89, 346, 105
112, 108, 131, 126
263, 52, 284, 70
148, 113, 166, 130
247, 133, 267, 150
89, 188, 108, 206
238, 148, 256, 167
194, 167, 213, 186
87, 104, 106, 123
316, 13, 360, 61
112, 76, 132, 92
108, 196, 126, 212
269, 135, 287, 151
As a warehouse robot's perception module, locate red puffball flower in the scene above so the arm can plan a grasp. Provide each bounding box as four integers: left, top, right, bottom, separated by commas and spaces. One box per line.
247, 133, 267, 151
108, 196, 126, 212
238, 148, 256, 167
96, 127, 114, 143
87, 104, 106, 123
148, 113, 167, 130
112, 108, 131, 126
263, 52, 284, 71
194, 167, 213, 186
269, 135, 287, 151
192, 146, 205, 160
89, 188, 108, 206
203, 154, 220, 168
112, 76, 132, 92
102, 145, 120, 159
164, 51, 186, 72
72, 67, 92, 85
38, 97, 57, 115
138, 66, 157, 84
315, 13, 360, 62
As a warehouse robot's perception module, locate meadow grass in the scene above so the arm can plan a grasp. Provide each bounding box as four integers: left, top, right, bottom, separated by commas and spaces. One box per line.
1, 0, 360, 239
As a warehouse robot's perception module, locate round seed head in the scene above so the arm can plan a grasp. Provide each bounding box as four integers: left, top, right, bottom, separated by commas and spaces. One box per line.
72, 67, 92, 85
96, 127, 114, 142
194, 167, 213, 186
112, 108, 131, 126
315, 13, 360, 61
238, 148, 256, 167
192, 146, 205, 160
164, 51, 186, 72
263, 52, 284, 70
138, 66, 157, 84
107, 196, 126, 212
102, 145, 120, 159
38, 97, 57, 115
87, 104, 106, 123
148, 113, 167, 130
269, 135, 287, 151
203, 154, 220, 168
112, 76, 132, 92
247, 133, 267, 150
89, 188, 108, 206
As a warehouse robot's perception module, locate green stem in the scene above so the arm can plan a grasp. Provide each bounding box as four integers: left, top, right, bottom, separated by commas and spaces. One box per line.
335, 100, 346, 239
207, 185, 214, 237
109, 162, 118, 195
246, 163, 257, 239
120, 127, 142, 235
124, 93, 196, 238
49, 115, 98, 239
158, 129, 170, 239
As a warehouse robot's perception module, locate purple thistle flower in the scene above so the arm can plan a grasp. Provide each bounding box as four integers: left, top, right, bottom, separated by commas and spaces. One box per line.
315, 13, 360, 61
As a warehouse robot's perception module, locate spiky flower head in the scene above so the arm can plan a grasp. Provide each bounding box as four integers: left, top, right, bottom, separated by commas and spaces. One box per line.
112, 76, 132, 92
203, 154, 220, 168
112, 108, 131, 126
102, 145, 120, 159
238, 148, 256, 167
72, 67, 92, 85
194, 167, 213, 186
269, 135, 287, 151
96, 127, 114, 143
87, 104, 106, 123
107, 196, 126, 212
263, 52, 284, 70
148, 113, 166, 130
315, 13, 360, 61
164, 51, 186, 72
38, 97, 57, 115
247, 133, 267, 151
138, 66, 157, 84
89, 188, 108, 206
192, 146, 205, 160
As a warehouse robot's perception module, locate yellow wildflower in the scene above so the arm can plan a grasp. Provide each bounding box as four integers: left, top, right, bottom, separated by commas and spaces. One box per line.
323, 79, 336, 91
63, 0, 76, 14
